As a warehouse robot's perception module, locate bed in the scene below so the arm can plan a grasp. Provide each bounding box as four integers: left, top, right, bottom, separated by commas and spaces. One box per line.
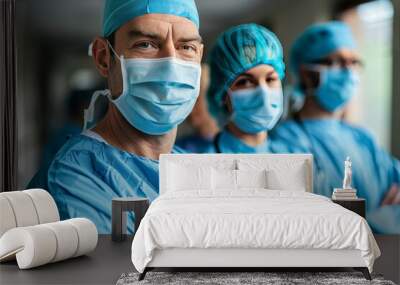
131, 154, 380, 280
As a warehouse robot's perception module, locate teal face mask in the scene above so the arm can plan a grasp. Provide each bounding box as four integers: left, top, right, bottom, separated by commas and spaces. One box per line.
229, 86, 283, 134
315, 67, 359, 112
113, 56, 201, 135
84, 50, 201, 135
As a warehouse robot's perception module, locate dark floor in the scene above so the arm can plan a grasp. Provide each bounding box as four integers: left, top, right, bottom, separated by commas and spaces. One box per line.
0, 235, 398, 285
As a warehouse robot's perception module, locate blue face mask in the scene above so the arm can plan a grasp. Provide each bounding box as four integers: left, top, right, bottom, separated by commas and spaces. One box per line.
113, 56, 201, 135
315, 68, 359, 112
84, 49, 201, 135
229, 86, 283, 133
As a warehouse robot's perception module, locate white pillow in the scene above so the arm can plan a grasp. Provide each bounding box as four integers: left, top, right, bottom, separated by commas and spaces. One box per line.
168, 159, 237, 170
238, 159, 308, 191
167, 163, 212, 191
266, 167, 306, 191
209, 159, 237, 170
212, 168, 237, 191
237, 169, 267, 189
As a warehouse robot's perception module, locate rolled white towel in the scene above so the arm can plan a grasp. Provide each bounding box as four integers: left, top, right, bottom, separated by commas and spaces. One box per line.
0, 218, 98, 269
42, 221, 79, 263
67, 218, 98, 257
0, 191, 40, 228
24, 189, 60, 224
0, 196, 17, 237
0, 189, 59, 238
0, 225, 57, 268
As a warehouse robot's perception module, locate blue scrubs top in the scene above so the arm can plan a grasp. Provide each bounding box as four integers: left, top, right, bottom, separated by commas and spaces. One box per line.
270, 118, 400, 234
176, 134, 215, 154
28, 130, 183, 234
207, 129, 272, 153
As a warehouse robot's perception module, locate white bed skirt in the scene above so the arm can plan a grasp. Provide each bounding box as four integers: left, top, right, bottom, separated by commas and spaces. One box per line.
148, 248, 366, 268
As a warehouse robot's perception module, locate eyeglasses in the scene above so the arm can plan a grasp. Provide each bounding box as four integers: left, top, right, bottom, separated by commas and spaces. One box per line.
311, 58, 364, 70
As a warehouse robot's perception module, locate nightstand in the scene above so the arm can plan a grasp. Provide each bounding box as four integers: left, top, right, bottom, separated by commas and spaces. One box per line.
112, 197, 150, 242
332, 198, 366, 218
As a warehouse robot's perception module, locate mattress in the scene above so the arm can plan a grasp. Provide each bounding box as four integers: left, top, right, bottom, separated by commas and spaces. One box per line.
131, 190, 380, 273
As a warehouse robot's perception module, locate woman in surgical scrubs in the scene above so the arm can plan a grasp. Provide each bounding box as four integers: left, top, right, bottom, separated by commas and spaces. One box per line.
270, 21, 400, 234
206, 23, 285, 153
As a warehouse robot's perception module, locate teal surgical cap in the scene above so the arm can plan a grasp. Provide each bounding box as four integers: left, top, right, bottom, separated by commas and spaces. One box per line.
102, 0, 200, 37
207, 23, 285, 125
290, 21, 356, 74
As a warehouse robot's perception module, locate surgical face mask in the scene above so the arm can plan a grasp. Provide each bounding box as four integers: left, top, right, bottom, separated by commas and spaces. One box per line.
229, 85, 283, 134
313, 67, 359, 112
84, 45, 201, 135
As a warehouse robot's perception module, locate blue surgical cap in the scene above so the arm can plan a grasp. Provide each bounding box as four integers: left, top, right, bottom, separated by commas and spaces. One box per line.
290, 21, 356, 74
207, 23, 285, 125
102, 0, 200, 37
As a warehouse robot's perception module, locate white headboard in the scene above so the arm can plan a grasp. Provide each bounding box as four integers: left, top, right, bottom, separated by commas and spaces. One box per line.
159, 154, 313, 194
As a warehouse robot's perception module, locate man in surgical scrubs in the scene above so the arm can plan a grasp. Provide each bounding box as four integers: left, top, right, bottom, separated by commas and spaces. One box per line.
270, 21, 400, 234
28, 0, 203, 233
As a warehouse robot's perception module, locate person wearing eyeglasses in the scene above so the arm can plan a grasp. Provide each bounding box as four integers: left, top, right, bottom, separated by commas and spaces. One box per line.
270, 21, 400, 234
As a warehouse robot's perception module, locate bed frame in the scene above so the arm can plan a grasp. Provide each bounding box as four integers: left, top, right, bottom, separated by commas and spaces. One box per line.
138, 154, 371, 281
139, 248, 371, 280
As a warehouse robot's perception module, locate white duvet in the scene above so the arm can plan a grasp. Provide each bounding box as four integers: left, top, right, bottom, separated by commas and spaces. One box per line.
131, 190, 380, 273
